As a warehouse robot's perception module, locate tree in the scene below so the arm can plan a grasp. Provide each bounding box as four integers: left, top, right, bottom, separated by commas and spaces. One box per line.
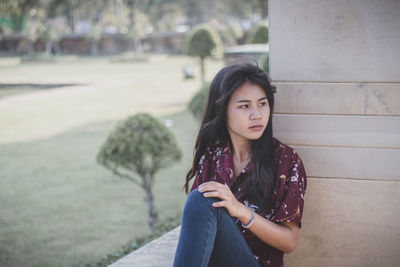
246, 21, 269, 44
39, 21, 64, 56
25, 8, 46, 54
47, 0, 81, 33
188, 83, 210, 120
253, 0, 268, 19
260, 52, 269, 75
87, 22, 102, 55
219, 22, 244, 46
184, 24, 223, 84
97, 113, 182, 233
125, 0, 143, 53
140, 0, 182, 32
0, 0, 41, 32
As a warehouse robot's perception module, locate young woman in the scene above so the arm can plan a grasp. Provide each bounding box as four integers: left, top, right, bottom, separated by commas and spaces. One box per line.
173, 62, 307, 267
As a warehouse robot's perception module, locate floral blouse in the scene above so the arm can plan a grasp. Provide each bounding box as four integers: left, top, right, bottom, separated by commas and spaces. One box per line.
190, 137, 307, 267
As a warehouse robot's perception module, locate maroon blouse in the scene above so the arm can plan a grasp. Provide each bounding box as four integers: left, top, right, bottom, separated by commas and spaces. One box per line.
190, 137, 307, 267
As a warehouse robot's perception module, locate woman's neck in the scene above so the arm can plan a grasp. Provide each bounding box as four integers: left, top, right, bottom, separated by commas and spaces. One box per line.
230, 136, 251, 164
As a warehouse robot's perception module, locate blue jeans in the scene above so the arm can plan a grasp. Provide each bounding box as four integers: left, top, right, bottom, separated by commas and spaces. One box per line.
173, 189, 262, 267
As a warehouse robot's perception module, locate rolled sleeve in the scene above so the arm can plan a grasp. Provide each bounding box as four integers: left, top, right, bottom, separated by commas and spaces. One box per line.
190, 152, 210, 192
271, 154, 307, 228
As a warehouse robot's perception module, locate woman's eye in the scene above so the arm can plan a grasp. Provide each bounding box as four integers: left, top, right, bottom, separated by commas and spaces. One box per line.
239, 102, 267, 109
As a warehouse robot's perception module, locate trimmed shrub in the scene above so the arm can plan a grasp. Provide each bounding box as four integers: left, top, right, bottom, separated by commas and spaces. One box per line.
184, 24, 223, 84
219, 23, 244, 46
184, 24, 223, 59
260, 52, 269, 75
246, 21, 269, 44
188, 83, 210, 121
97, 113, 182, 231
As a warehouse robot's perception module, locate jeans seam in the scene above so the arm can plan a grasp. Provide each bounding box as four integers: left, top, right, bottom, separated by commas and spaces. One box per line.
216, 208, 261, 267
198, 199, 216, 267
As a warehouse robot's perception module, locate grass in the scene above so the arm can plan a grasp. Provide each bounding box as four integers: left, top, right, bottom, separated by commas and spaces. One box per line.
0, 109, 199, 267
0, 55, 223, 144
0, 55, 223, 267
88, 215, 182, 267
0, 83, 81, 99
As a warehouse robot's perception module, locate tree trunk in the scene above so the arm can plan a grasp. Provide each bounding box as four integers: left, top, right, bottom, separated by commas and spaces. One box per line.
134, 38, 143, 54
28, 40, 34, 55
45, 41, 52, 56
127, 0, 143, 53
54, 42, 62, 55
90, 41, 98, 55
200, 57, 205, 85
258, 0, 268, 19
67, 8, 75, 33
143, 179, 158, 233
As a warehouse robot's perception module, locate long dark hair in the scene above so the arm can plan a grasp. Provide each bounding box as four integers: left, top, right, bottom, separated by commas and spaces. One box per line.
184, 61, 277, 214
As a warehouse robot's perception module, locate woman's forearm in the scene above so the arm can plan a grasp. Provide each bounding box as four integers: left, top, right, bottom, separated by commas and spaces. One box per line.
237, 205, 298, 253
199, 182, 300, 253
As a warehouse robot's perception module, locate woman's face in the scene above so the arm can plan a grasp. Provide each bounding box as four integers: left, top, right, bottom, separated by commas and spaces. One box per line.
226, 81, 270, 142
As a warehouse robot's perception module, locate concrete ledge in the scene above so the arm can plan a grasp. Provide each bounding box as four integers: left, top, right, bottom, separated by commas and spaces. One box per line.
108, 226, 180, 267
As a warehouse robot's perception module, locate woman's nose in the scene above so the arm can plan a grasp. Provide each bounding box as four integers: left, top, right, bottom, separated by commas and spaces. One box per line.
250, 107, 262, 120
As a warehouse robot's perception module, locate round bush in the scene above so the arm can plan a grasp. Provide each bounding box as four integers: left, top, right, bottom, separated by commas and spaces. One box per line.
219, 23, 244, 46
97, 113, 182, 175
188, 83, 211, 121
260, 52, 269, 75
246, 21, 269, 44
184, 24, 223, 59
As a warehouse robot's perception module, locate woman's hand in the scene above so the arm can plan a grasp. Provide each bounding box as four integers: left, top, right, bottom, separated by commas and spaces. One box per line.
198, 182, 300, 253
198, 181, 250, 222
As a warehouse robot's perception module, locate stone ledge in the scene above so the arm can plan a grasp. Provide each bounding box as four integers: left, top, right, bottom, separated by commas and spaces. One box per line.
108, 226, 180, 267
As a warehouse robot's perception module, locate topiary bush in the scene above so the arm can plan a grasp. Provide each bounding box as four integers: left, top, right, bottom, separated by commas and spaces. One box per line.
219, 23, 244, 46
246, 21, 269, 44
184, 24, 223, 84
96, 113, 182, 232
188, 83, 211, 121
260, 52, 269, 75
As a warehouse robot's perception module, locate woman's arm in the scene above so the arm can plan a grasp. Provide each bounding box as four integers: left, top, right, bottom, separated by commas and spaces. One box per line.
237, 205, 299, 253
198, 181, 299, 253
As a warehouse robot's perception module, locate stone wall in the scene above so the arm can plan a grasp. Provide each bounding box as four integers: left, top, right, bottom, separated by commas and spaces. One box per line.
269, 0, 400, 266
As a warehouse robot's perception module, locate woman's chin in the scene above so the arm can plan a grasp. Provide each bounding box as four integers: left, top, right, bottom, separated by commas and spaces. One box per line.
246, 132, 264, 140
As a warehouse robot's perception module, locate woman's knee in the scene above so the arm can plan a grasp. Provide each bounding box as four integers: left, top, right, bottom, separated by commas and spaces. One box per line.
186, 188, 216, 205
183, 188, 218, 217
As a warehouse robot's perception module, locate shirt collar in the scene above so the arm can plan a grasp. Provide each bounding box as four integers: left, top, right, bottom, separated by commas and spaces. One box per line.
217, 141, 254, 180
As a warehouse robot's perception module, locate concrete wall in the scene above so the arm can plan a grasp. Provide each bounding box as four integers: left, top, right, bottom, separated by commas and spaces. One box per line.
269, 0, 400, 266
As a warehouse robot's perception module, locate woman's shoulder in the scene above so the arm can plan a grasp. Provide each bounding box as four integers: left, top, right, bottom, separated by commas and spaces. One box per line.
271, 138, 307, 228
273, 137, 305, 170
204, 141, 229, 157
273, 137, 297, 157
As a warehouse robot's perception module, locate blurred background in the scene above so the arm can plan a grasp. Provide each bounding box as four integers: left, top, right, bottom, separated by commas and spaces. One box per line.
0, 0, 269, 266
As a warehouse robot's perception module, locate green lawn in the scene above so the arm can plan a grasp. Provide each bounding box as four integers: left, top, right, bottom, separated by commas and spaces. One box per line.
0, 55, 223, 267
0, 55, 223, 144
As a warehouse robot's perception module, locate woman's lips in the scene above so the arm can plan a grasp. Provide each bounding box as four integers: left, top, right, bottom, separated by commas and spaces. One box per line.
249, 125, 263, 131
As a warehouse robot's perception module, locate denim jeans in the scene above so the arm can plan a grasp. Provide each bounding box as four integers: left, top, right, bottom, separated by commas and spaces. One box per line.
173, 189, 262, 267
